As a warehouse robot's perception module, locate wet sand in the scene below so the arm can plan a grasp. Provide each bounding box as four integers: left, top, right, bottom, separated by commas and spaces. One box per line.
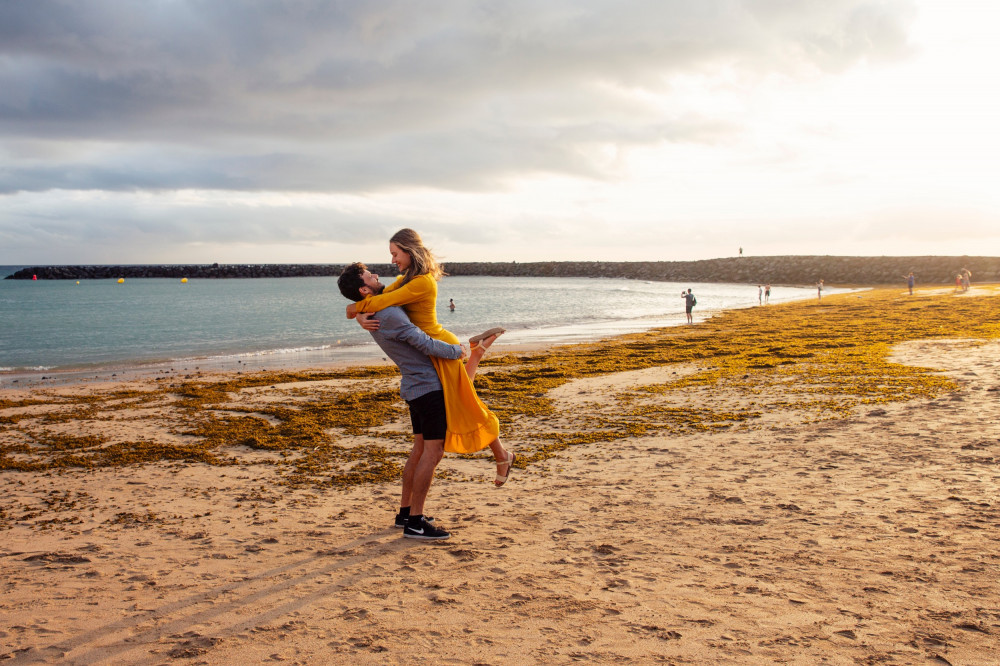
2, 287, 999, 664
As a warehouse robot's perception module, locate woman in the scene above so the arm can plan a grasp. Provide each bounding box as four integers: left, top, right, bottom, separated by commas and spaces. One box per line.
346, 228, 515, 486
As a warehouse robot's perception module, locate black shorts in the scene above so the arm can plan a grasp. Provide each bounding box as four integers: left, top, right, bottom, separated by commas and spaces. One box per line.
407, 390, 447, 441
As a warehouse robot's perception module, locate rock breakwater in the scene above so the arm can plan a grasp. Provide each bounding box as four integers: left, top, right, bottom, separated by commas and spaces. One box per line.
7, 256, 999, 286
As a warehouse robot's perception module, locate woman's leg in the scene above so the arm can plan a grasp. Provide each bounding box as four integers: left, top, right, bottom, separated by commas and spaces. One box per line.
487, 436, 514, 486
464, 333, 499, 381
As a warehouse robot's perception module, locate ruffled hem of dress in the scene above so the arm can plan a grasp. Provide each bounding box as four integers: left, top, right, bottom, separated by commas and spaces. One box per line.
443, 416, 500, 454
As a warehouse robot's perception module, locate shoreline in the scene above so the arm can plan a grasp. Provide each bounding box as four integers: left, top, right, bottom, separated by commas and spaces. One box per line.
0, 282, 850, 388
2, 284, 990, 392
3, 287, 1000, 662
0, 340, 552, 390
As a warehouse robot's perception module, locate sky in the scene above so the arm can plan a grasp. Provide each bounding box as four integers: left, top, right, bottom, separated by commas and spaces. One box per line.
1, 0, 998, 265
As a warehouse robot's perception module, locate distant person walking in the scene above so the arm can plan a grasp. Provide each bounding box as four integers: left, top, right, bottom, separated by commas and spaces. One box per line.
955, 274, 963, 293
682, 289, 696, 324
817, 279, 824, 301
758, 285, 762, 305
961, 269, 971, 292
904, 272, 915, 295
765, 284, 771, 304
739, 247, 743, 257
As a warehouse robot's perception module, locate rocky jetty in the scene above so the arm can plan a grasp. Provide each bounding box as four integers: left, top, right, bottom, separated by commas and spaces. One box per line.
7, 256, 999, 286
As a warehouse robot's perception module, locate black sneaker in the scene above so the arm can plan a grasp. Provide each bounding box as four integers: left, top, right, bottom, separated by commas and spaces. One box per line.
394, 514, 433, 528
403, 518, 450, 540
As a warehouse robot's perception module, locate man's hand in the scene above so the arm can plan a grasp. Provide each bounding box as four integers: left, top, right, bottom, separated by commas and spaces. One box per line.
346, 303, 358, 319
357, 312, 379, 331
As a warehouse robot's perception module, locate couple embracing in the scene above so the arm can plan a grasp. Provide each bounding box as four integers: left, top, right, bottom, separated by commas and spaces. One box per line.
337, 228, 515, 541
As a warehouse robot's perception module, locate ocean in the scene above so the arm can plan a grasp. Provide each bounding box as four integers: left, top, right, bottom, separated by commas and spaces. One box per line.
0, 268, 833, 382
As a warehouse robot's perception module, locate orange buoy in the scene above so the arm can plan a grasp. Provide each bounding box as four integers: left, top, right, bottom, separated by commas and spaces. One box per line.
117, 278, 125, 284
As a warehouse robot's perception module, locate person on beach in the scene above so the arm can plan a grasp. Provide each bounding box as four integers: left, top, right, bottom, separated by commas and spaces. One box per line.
449, 298, 456, 311
904, 272, 915, 295
817, 279, 824, 301
682, 289, 696, 324
765, 284, 771, 304
955, 274, 963, 293
758, 285, 762, 305
338, 264, 501, 540
345, 228, 515, 484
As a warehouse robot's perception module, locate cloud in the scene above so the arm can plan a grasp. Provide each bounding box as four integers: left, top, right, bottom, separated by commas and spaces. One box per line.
0, 188, 413, 264
0, 0, 917, 195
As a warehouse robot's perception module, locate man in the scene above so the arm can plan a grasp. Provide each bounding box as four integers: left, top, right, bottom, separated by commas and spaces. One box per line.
682, 288, 696, 324
338, 262, 465, 540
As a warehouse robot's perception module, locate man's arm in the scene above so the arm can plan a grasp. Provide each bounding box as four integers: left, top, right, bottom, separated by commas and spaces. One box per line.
375, 307, 463, 360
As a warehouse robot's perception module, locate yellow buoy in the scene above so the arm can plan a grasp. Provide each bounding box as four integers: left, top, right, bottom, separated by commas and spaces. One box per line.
117, 278, 125, 284
76, 281, 80, 284
181, 277, 188, 283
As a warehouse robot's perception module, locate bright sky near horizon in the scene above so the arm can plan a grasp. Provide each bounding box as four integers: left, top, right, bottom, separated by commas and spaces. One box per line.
1, 0, 998, 265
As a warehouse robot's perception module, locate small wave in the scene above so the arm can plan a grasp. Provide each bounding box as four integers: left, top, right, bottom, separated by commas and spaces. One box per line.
234, 344, 337, 358
194, 341, 377, 363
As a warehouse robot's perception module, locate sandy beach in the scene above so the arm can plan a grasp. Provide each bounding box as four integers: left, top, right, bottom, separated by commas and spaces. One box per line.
2, 287, 1000, 664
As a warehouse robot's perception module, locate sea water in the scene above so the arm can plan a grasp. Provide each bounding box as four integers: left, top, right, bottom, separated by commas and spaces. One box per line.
0, 269, 835, 380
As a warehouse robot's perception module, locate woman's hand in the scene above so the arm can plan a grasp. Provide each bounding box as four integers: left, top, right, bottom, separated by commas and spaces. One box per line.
357, 312, 379, 332
346, 303, 358, 319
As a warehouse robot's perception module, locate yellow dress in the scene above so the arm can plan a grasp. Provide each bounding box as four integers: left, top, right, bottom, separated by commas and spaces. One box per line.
354, 273, 500, 454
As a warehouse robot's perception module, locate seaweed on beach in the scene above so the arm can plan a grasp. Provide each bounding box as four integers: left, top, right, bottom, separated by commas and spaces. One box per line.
1, 288, 997, 490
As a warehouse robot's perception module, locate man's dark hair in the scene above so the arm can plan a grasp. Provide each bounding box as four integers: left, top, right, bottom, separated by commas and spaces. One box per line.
338, 262, 368, 302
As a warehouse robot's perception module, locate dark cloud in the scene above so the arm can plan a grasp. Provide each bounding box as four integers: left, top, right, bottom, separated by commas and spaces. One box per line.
0, 189, 409, 263
0, 0, 917, 195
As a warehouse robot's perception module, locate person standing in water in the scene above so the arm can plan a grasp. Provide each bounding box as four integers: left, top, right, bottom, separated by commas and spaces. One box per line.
682, 289, 696, 324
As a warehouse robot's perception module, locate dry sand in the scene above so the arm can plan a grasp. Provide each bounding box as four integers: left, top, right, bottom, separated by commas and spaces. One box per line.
2, 337, 1000, 664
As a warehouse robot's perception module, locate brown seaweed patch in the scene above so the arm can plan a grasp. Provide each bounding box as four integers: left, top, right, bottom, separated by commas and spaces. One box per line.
1, 288, 998, 489
109, 511, 164, 526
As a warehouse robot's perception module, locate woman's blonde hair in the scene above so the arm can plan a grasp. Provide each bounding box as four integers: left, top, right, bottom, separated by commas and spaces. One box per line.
390, 228, 446, 284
